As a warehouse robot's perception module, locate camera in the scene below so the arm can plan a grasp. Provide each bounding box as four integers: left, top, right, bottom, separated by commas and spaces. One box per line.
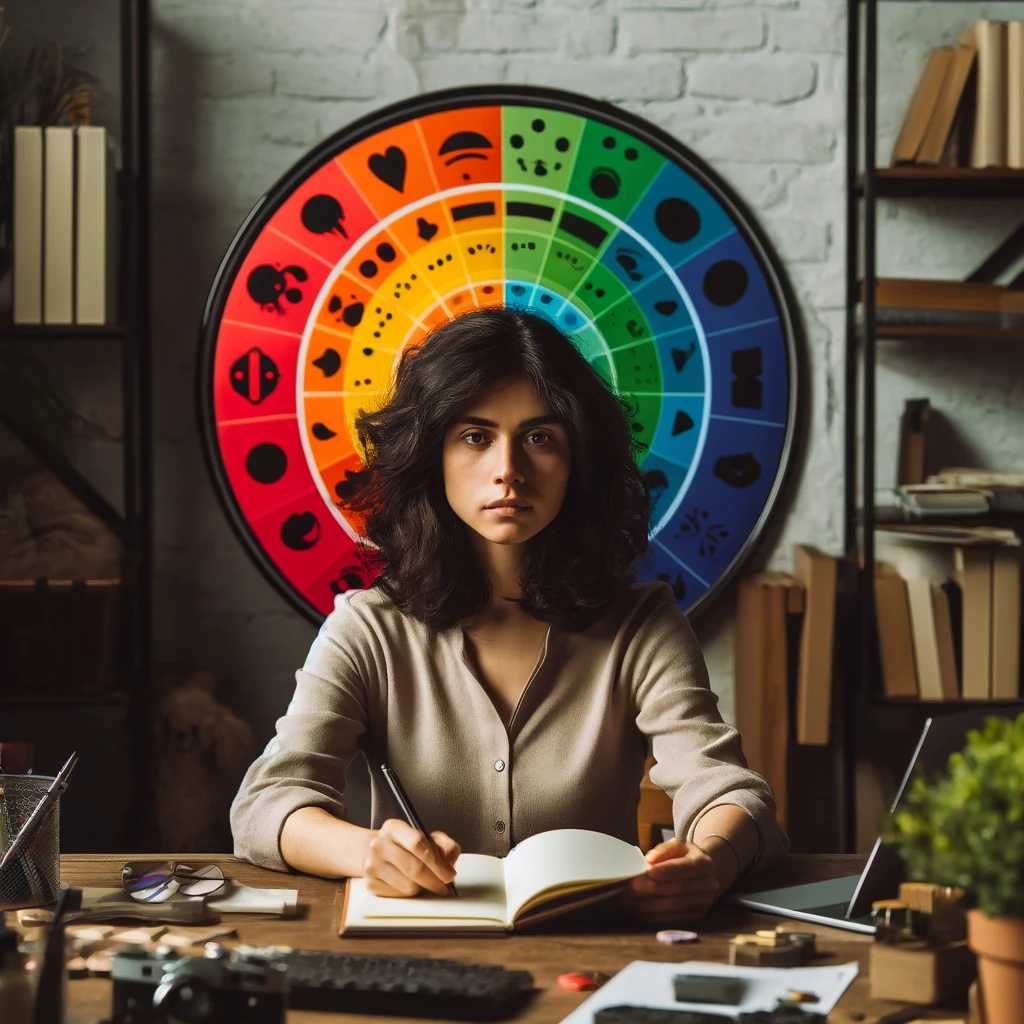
110, 943, 287, 1024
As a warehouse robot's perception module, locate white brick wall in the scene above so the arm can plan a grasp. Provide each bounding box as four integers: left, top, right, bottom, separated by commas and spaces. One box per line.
620, 11, 766, 53
27, 0, 1024, 809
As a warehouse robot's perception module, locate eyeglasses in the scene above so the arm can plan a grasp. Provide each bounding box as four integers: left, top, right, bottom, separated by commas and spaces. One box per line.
121, 861, 226, 903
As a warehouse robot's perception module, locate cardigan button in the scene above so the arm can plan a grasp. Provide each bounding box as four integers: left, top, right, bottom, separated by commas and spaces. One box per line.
494, 821, 506, 833
494, 760, 505, 772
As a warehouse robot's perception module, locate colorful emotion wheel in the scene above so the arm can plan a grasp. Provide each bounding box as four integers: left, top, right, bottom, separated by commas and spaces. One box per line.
199, 86, 804, 623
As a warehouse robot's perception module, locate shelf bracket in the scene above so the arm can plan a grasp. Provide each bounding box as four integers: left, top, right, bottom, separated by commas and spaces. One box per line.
966, 220, 1024, 285
0, 414, 127, 542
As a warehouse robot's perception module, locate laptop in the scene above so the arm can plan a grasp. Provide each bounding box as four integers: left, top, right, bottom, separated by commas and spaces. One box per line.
729, 707, 1017, 934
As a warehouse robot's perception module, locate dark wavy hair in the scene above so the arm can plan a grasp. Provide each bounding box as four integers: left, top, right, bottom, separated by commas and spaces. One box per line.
340, 308, 651, 632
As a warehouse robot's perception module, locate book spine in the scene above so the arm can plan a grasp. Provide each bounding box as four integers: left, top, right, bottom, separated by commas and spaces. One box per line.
972, 21, 1008, 169
13, 127, 44, 325
906, 578, 943, 700
43, 126, 75, 324
991, 548, 1021, 698
931, 583, 960, 700
874, 567, 920, 699
75, 126, 111, 324
1009, 23, 1024, 169
956, 547, 993, 699
794, 546, 835, 745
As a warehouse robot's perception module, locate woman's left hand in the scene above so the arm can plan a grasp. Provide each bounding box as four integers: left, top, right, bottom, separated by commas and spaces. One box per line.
622, 839, 721, 925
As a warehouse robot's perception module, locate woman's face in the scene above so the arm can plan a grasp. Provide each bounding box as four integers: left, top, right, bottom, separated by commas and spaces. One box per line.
443, 376, 571, 551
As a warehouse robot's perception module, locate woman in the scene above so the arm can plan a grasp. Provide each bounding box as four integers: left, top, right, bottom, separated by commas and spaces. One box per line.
230, 308, 787, 925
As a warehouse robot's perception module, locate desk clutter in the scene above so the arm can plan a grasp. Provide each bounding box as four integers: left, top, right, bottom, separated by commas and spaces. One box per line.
869, 882, 977, 1007
1, 874, 989, 1024
561, 961, 859, 1023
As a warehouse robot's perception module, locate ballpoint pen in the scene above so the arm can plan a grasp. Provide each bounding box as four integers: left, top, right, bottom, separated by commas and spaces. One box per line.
380, 764, 458, 897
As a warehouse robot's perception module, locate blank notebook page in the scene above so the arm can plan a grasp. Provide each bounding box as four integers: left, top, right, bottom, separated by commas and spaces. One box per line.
503, 829, 647, 923
345, 854, 507, 927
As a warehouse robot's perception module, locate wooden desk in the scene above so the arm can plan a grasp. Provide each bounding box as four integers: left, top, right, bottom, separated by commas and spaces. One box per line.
9, 854, 966, 1024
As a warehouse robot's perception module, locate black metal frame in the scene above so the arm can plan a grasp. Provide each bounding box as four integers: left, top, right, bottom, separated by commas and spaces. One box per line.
0, 1, 150, 836
845, 0, 1024, 852
119, 0, 153, 840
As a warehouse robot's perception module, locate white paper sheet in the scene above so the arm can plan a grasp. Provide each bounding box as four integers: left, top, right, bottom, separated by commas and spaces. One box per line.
559, 959, 860, 1022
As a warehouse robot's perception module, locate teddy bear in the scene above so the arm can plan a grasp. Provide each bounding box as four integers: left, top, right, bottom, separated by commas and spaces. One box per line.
152, 671, 256, 853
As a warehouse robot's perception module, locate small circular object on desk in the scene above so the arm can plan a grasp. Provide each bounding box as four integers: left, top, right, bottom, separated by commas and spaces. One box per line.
655, 929, 699, 944
558, 973, 599, 992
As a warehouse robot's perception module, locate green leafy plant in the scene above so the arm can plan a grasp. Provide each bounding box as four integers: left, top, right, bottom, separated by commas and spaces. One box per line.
888, 713, 1024, 919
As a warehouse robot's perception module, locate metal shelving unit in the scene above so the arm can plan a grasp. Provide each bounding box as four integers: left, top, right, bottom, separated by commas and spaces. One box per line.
845, 0, 1024, 850
0, 0, 151, 845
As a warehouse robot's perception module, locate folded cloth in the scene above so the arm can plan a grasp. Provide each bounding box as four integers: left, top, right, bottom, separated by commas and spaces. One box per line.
206, 880, 298, 917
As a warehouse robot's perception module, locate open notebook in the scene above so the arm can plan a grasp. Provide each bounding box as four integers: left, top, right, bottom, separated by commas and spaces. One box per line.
339, 828, 648, 935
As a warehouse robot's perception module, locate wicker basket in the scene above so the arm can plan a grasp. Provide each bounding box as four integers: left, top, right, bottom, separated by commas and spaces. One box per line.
0, 578, 121, 695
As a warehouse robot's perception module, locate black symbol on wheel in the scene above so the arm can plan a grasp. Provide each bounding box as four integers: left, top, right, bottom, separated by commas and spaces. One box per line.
246, 443, 287, 484
703, 260, 748, 307
732, 347, 763, 410
655, 198, 700, 244
328, 295, 364, 327
313, 349, 341, 377
677, 507, 729, 559
230, 348, 280, 405
368, 146, 406, 192
714, 452, 761, 488
247, 264, 308, 312
330, 565, 367, 594
335, 468, 372, 503
281, 511, 320, 551
301, 195, 347, 237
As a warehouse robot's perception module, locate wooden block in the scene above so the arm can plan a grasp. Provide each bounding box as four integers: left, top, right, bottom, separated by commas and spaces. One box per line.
793, 545, 837, 745
729, 927, 816, 967
869, 940, 976, 1004
735, 572, 800, 827
899, 882, 966, 941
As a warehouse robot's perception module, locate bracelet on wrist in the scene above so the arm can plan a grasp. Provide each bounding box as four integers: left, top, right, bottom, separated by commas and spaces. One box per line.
698, 832, 743, 877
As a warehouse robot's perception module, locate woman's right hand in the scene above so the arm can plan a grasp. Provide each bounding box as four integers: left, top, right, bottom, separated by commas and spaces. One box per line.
363, 818, 461, 897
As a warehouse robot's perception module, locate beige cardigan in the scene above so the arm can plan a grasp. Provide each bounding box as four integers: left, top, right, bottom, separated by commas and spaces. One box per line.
230, 580, 788, 872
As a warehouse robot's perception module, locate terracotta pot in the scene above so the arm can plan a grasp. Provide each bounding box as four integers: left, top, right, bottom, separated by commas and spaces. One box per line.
967, 909, 1024, 1024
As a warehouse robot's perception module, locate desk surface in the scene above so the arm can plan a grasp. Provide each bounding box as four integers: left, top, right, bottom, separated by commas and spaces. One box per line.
13, 854, 965, 1024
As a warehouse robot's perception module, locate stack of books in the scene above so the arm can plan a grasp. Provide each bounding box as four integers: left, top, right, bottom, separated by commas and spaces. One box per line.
733, 548, 855, 853
874, 528, 1022, 702
13, 125, 117, 326
891, 19, 1024, 169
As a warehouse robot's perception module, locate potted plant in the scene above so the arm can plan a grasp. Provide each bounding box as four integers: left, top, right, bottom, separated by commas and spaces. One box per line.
889, 713, 1024, 1024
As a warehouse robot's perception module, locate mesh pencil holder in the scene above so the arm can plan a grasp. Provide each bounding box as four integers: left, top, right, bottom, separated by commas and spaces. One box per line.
0, 774, 64, 910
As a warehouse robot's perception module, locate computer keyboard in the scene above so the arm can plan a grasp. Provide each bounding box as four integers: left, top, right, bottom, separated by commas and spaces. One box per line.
237, 946, 536, 1019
